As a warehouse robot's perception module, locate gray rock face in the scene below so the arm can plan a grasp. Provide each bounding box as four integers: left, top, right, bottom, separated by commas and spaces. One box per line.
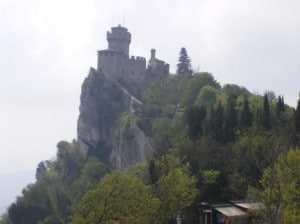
77, 67, 154, 169
110, 123, 154, 169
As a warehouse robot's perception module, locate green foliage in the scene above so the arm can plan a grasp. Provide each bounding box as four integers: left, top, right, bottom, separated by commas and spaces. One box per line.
126, 162, 149, 184
276, 95, 285, 116
229, 128, 292, 198
222, 84, 249, 97
183, 72, 220, 105
8, 182, 53, 224
248, 149, 300, 224
195, 85, 219, 107
240, 95, 253, 128
262, 93, 271, 129
201, 169, 220, 184
295, 94, 300, 133
148, 159, 159, 184
7, 68, 300, 224
154, 154, 198, 223
224, 94, 238, 143
70, 172, 159, 224
144, 75, 188, 106
176, 47, 193, 76
207, 102, 225, 143
55, 141, 83, 184
0, 214, 7, 224
81, 157, 106, 181
185, 106, 207, 139
152, 118, 176, 156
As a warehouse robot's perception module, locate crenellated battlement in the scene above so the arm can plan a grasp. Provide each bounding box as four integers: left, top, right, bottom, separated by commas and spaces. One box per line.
97, 26, 169, 94
107, 25, 131, 56
130, 56, 146, 61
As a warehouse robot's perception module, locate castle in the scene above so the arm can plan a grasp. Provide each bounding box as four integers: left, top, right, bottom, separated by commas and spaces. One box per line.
97, 25, 169, 94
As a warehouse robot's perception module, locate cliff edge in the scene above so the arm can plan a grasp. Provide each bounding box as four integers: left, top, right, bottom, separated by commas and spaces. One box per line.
77, 67, 154, 169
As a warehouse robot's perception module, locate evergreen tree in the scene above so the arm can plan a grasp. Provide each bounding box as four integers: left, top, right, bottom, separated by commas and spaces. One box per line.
240, 95, 253, 128
295, 93, 300, 132
262, 93, 271, 129
209, 102, 224, 142
224, 95, 237, 143
176, 47, 193, 76
185, 106, 207, 139
276, 95, 285, 116
148, 159, 159, 184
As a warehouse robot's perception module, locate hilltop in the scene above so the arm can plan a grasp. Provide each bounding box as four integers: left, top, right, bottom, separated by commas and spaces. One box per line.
1, 26, 300, 224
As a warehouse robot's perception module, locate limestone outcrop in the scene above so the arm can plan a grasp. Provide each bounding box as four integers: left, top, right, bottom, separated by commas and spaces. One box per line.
77, 67, 154, 169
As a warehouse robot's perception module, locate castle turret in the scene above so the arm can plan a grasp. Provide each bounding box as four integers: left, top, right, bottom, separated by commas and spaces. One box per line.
151, 49, 156, 59
107, 25, 131, 56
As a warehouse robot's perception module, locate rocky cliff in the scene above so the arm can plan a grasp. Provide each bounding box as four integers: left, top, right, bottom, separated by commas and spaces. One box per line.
77, 67, 154, 169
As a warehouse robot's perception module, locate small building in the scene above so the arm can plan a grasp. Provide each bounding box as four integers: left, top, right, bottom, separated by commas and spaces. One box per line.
200, 201, 262, 224
212, 204, 247, 224
231, 200, 263, 211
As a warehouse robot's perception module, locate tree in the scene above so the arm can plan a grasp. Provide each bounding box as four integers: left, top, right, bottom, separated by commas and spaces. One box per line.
148, 159, 159, 184
155, 155, 198, 223
248, 149, 300, 224
209, 102, 224, 143
262, 93, 271, 129
176, 47, 193, 76
276, 95, 285, 116
224, 94, 237, 143
183, 72, 220, 105
195, 85, 219, 107
70, 172, 159, 224
229, 128, 290, 199
240, 95, 253, 128
295, 93, 300, 133
185, 106, 207, 138
264, 90, 276, 102
36, 161, 47, 180
0, 213, 8, 224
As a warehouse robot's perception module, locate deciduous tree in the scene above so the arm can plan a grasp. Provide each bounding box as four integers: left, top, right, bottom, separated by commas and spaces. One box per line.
70, 172, 159, 224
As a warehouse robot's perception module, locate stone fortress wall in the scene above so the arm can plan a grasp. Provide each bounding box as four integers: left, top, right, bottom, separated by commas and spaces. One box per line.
97, 25, 169, 90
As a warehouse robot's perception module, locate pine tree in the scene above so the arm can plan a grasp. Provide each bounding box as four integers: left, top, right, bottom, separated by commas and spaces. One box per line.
240, 95, 253, 128
262, 93, 271, 129
176, 47, 193, 76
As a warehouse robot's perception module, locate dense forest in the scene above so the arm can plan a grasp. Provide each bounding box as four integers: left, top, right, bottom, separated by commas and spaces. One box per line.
1, 53, 300, 223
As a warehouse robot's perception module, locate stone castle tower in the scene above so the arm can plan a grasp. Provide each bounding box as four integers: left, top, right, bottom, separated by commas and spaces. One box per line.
97, 25, 169, 95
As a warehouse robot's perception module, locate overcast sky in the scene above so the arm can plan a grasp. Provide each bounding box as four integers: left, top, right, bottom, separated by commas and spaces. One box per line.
0, 0, 299, 210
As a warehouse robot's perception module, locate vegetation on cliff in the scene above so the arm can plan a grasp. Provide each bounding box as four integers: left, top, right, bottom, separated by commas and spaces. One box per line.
2, 71, 300, 224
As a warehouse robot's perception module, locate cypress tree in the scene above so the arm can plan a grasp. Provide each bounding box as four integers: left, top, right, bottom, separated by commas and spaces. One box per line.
295, 93, 300, 132
240, 95, 253, 128
262, 93, 271, 129
276, 95, 285, 116
209, 102, 224, 143
224, 94, 237, 143
148, 159, 159, 184
176, 47, 193, 76
185, 106, 207, 138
